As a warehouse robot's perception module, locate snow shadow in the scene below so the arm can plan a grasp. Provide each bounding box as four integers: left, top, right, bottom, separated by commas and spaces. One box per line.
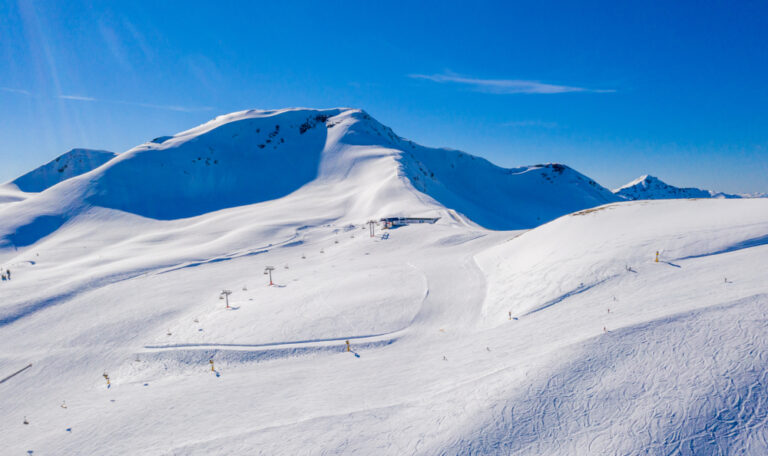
139, 337, 396, 370
85, 114, 330, 220
1, 215, 66, 248
676, 233, 768, 261
524, 275, 617, 316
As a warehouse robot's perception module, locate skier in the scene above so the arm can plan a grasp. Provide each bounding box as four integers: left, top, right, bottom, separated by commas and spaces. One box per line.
1, 273, 5, 281
6, 269, 10, 280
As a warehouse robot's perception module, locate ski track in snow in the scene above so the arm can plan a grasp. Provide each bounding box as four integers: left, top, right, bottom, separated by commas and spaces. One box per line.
4, 202, 768, 455
448, 295, 768, 455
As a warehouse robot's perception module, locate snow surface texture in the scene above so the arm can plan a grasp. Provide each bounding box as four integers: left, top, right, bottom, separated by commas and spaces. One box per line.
1, 108, 767, 455
614, 174, 742, 200
8, 148, 117, 193
0, 183, 28, 205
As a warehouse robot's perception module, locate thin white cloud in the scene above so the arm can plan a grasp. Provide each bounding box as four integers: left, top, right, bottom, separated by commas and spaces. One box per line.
59, 94, 97, 101
1, 87, 33, 96
57, 94, 213, 112
121, 100, 214, 113
409, 72, 614, 94
502, 120, 559, 128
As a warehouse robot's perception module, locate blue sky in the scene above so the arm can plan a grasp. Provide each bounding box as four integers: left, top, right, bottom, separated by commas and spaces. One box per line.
1, 0, 766, 193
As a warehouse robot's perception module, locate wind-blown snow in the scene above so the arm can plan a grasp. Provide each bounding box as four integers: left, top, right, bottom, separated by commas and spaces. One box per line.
1, 108, 767, 455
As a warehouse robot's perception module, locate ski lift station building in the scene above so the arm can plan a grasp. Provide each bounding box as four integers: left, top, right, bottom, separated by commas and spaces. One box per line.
380, 217, 440, 229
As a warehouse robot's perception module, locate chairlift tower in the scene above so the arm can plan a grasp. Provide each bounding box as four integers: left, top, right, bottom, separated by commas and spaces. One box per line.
220, 289, 232, 308
264, 266, 275, 286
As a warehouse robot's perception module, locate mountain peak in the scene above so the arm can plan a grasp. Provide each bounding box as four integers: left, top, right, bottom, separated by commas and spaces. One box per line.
9, 148, 117, 193
2, 107, 620, 248
613, 174, 740, 201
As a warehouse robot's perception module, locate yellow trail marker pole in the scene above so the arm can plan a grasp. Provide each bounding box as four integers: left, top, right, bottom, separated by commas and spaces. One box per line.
345, 340, 350, 352
103, 373, 110, 387
655, 251, 659, 262
209, 360, 215, 372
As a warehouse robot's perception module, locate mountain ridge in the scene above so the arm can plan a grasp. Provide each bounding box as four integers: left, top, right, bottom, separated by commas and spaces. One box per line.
7, 148, 117, 193
613, 174, 742, 200
0, 107, 620, 250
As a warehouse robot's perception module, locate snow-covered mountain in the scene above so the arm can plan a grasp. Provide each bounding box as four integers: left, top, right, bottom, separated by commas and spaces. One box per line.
2, 108, 767, 455
0, 108, 619, 250
613, 174, 741, 200
7, 148, 117, 193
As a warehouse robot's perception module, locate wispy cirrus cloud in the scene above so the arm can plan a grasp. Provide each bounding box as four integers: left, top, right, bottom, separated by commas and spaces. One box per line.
1, 87, 33, 96
59, 94, 97, 101
57, 94, 213, 112
122, 100, 215, 113
2, 87, 212, 112
409, 72, 614, 94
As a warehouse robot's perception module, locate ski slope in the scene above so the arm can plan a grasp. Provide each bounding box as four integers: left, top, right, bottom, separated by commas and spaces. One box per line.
1, 109, 767, 455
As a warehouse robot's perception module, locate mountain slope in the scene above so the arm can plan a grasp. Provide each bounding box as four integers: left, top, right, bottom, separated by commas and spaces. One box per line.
0, 108, 618, 251
1, 194, 766, 455
8, 148, 117, 193
614, 174, 740, 200
1, 109, 767, 455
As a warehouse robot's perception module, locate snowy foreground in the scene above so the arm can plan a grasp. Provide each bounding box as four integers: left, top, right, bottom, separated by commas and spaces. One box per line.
1, 109, 767, 455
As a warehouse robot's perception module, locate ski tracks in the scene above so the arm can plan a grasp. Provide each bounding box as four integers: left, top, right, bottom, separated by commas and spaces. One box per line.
443, 294, 768, 455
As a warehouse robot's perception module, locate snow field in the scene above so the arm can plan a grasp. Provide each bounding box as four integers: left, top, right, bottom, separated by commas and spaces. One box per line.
1, 107, 767, 454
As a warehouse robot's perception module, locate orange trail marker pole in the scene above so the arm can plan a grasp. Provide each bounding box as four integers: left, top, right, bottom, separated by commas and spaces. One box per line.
345, 340, 350, 352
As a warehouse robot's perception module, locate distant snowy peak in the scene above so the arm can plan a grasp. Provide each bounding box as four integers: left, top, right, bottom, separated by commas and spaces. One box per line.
613, 175, 741, 201
10, 148, 117, 192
